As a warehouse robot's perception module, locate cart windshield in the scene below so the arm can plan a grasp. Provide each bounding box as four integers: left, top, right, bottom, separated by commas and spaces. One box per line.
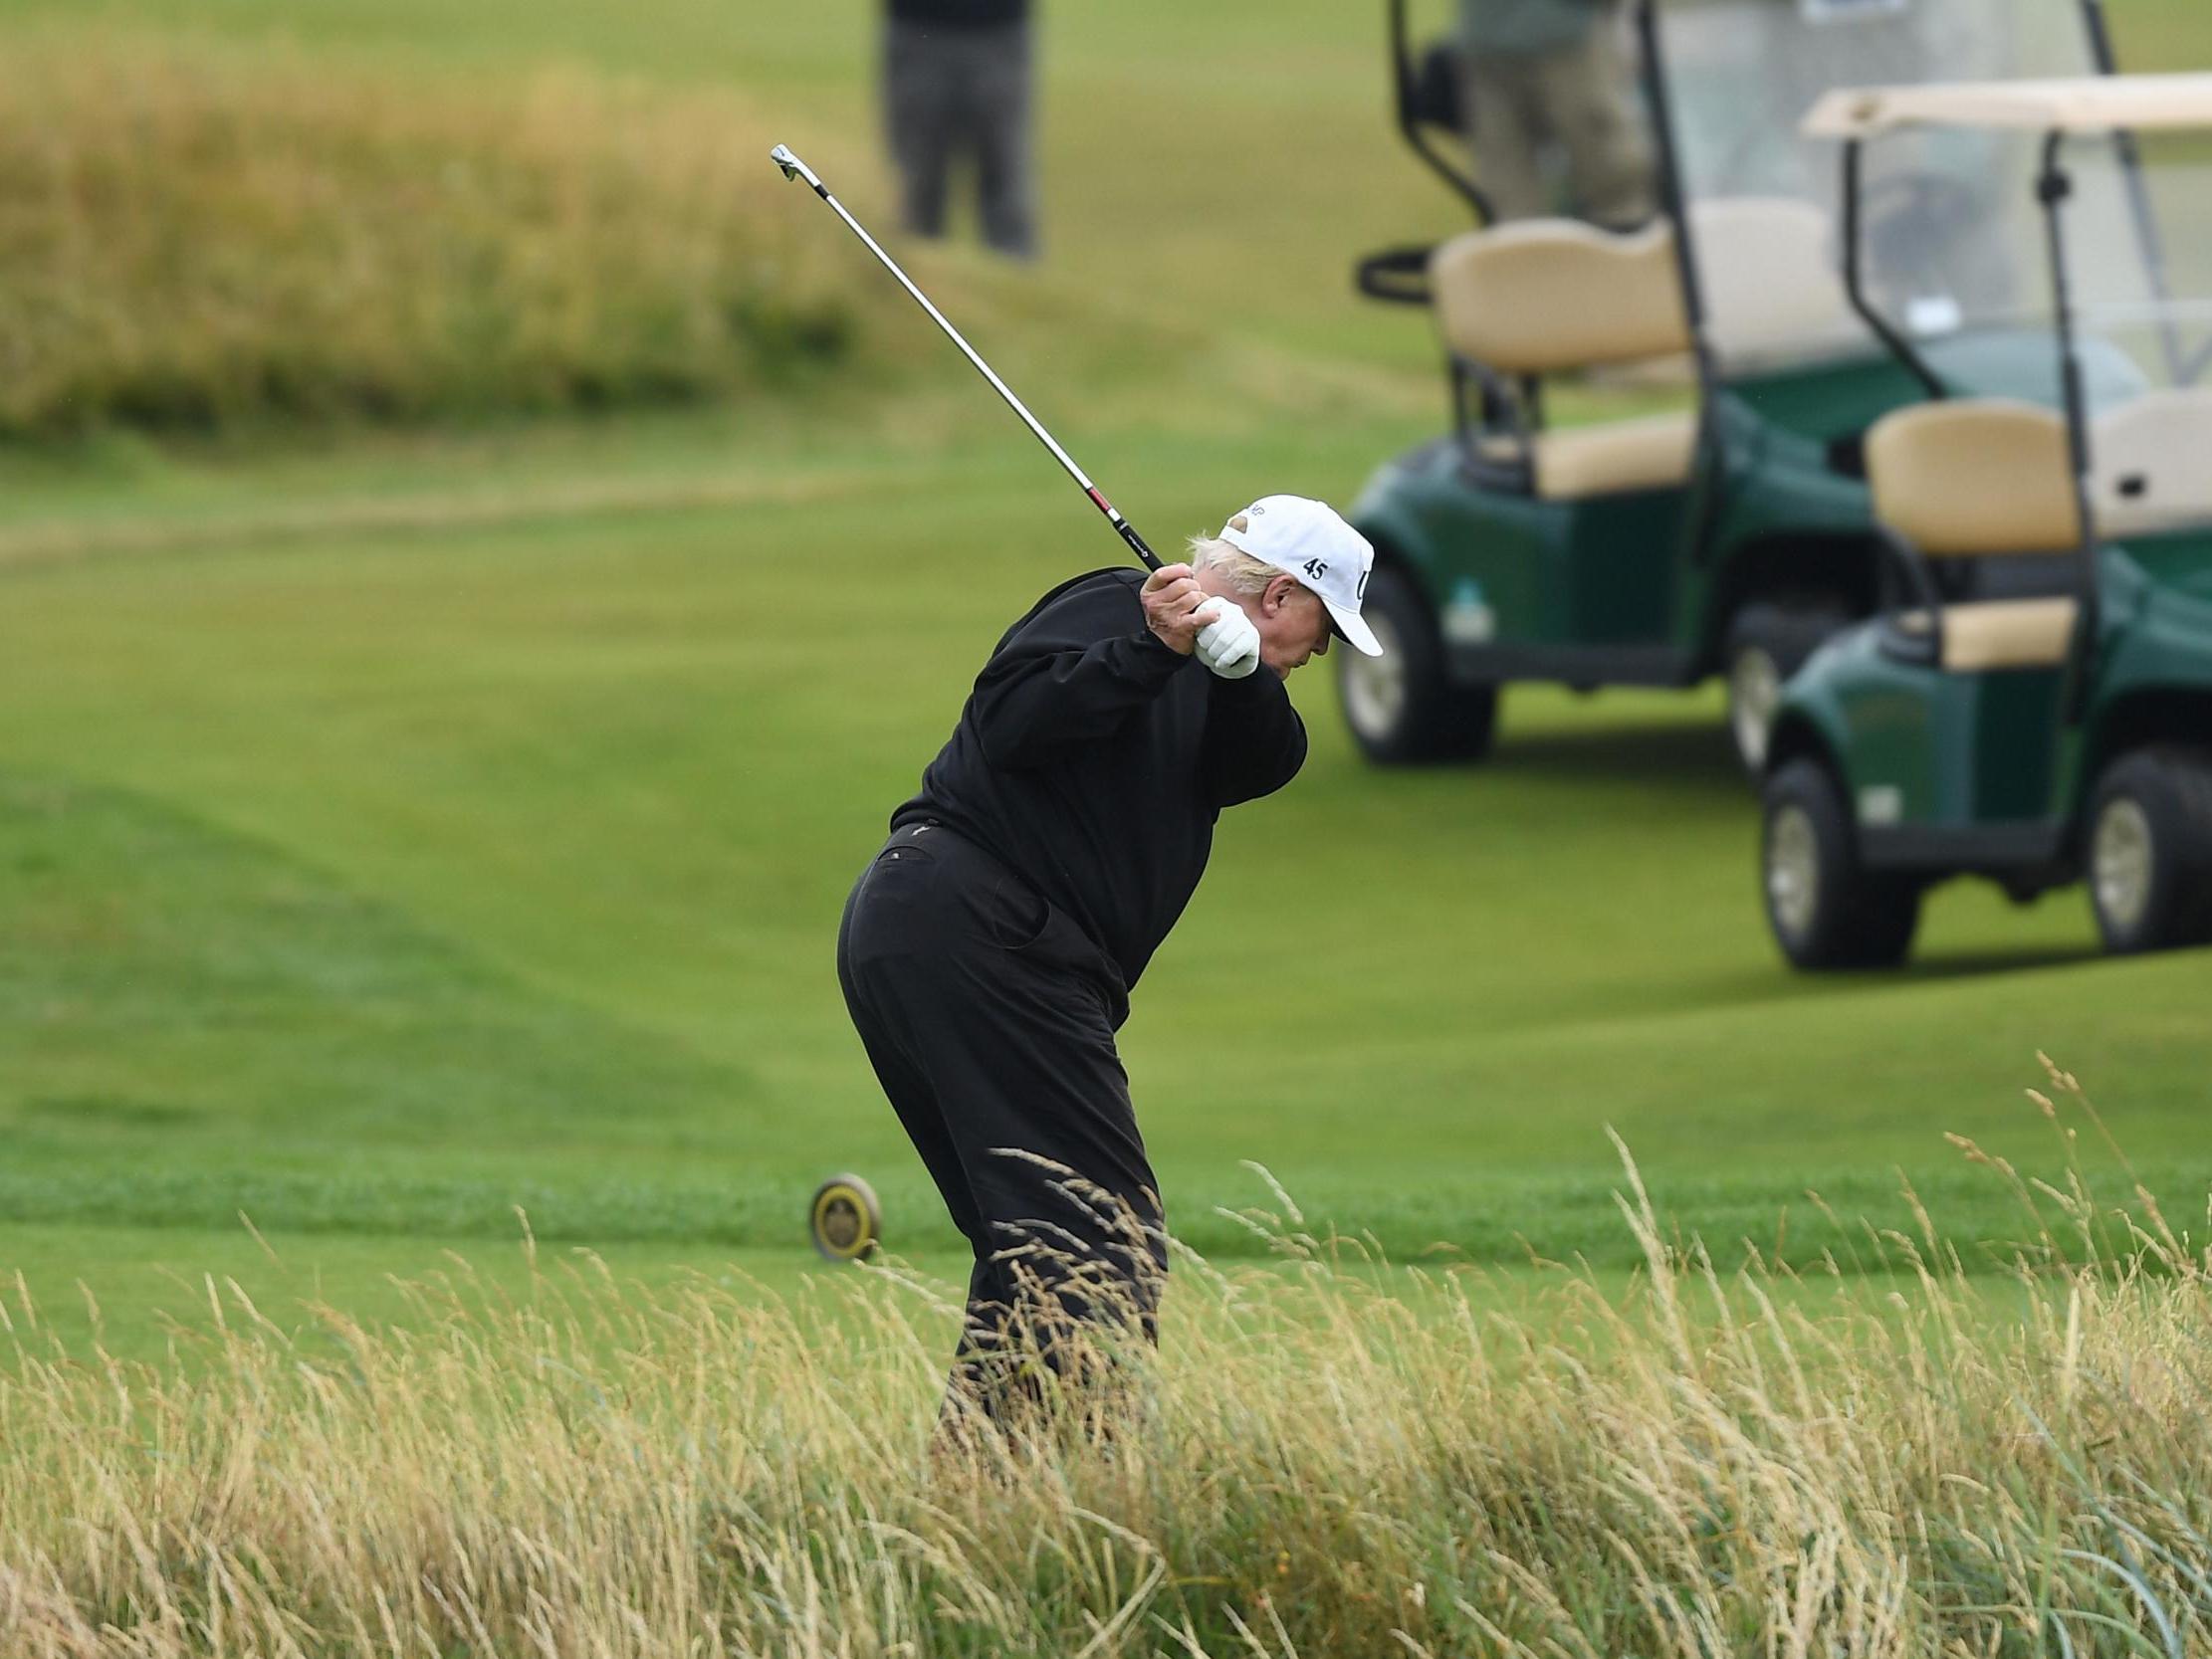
1652, 0, 2103, 373
2061, 131, 2212, 534
1858, 115, 2212, 532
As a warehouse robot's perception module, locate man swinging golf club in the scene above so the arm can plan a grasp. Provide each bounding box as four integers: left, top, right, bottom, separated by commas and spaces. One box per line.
769, 142, 1382, 1431
836, 495, 1383, 1434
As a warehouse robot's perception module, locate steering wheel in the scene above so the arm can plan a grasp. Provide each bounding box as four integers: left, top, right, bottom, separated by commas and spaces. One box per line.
1857, 169, 2001, 316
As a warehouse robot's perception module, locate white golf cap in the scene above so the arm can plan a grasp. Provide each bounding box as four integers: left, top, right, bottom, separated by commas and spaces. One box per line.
1217, 495, 1383, 656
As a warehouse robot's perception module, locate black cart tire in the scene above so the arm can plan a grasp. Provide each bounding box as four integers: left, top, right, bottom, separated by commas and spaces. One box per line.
1724, 599, 1852, 774
808, 1172, 882, 1263
1336, 564, 1498, 765
2086, 746, 2212, 955
1762, 758, 1922, 969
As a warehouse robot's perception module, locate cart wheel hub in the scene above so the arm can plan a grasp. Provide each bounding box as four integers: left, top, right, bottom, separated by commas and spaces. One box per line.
1767, 803, 1820, 937
1341, 608, 1409, 737
1729, 646, 1783, 771
2093, 797, 2154, 933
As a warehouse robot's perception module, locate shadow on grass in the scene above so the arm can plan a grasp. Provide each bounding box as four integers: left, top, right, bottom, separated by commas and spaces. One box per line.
1493, 719, 1743, 797
1896, 944, 2103, 981
1691, 941, 2107, 1006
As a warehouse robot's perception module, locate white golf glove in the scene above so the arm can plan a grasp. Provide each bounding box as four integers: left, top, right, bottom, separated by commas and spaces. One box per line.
1194, 599, 1261, 680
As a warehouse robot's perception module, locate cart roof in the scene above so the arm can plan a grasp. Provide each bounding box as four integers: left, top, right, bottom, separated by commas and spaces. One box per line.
1804, 74, 2212, 140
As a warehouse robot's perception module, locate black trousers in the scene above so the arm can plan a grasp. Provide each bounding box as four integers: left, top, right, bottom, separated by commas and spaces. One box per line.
882, 19, 1037, 259
836, 823, 1165, 1423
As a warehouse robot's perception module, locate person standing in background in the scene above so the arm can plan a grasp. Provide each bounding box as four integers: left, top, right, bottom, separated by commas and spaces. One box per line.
882, 0, 1038, 260
1458, 0, 1655, 228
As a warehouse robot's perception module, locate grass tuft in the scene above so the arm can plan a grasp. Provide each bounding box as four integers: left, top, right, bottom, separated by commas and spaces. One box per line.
4, 1071, 2212, 1655
0, 29, 898, 437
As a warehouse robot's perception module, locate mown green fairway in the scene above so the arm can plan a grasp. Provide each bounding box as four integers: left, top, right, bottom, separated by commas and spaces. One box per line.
2, 0, 2209, 1355
4, 407, 2205, 1316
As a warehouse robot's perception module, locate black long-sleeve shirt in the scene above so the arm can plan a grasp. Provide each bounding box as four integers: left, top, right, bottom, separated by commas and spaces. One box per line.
893, 567, 1307, 992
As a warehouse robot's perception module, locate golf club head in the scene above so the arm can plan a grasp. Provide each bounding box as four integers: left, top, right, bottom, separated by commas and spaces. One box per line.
770, 143, 808, 185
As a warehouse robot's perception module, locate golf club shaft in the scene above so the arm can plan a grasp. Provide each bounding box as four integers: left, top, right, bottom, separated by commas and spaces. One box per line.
769, 144, 1161, 571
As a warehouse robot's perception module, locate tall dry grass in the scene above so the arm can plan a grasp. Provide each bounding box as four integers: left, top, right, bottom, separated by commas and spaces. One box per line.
3, 1057, 2209, 1657
0, 30, 889, 436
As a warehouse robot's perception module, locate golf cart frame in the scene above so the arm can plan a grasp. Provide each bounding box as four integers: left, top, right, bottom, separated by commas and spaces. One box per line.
1760, 74, 2212, 965
1338, 0, 2129, 771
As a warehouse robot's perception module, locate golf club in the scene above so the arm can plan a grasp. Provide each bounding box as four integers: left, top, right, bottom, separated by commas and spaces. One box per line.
769, 143, 1161, 572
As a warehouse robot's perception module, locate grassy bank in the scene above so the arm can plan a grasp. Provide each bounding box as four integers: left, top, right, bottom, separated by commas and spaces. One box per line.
0, 0, 1462, 441
4, 1130, 2209, 1656
0, 32, 894, 436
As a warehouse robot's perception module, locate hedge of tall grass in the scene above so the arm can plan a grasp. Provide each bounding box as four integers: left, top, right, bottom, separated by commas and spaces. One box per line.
3, 1061, 2208, 1656
0, 32, 889, 437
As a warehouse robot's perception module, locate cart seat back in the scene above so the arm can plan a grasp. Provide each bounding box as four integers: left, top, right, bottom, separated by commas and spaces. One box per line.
1430, 219, 1688, 375
2093, 390, 2212, 537
1688, 197, 1861, 365
1865, 399, 2085, 557
1869, 400, 2085, 674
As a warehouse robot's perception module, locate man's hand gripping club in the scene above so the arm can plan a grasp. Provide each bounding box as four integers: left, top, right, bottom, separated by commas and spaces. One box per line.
1141, 564, 1261, 680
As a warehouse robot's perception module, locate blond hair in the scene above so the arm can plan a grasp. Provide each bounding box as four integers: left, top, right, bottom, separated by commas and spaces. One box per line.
1187, 516, 1285, 595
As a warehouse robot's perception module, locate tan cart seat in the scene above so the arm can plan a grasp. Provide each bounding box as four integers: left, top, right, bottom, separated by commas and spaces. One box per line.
1430, 219, 1689, 374
1474, 411, 1699, 500
1867, 400, 2088, 675
2094, 389, 2212, 537
1527, 410, 1700, 500
1899, 597, 2081, 672
1866, 399, 2085, 555
1690, 197, 1863, 364
1433, 219, 1697, 500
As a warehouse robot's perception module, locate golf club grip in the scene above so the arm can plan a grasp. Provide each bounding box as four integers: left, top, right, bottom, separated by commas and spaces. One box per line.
1118, 522, 1163, 572
1084, 488, 1161, 572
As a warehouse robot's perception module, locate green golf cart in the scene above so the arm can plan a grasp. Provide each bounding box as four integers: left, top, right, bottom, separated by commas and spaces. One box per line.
1339, 0, 2126, 771
1760, 74, 2212, 966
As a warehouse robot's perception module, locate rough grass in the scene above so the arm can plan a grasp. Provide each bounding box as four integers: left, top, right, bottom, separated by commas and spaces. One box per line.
0, 30, 891, 437
4, 1069, 2209, 1657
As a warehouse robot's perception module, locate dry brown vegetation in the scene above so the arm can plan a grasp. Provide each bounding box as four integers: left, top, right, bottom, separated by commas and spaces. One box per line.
0, 30, 895, 436
2, 1061, 2209, 1656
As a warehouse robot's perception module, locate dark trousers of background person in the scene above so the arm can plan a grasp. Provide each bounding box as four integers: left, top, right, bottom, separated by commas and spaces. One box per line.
837, 822, 1165, 1430
1459, 21, 1655, 228
882, 19, 1037, 260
